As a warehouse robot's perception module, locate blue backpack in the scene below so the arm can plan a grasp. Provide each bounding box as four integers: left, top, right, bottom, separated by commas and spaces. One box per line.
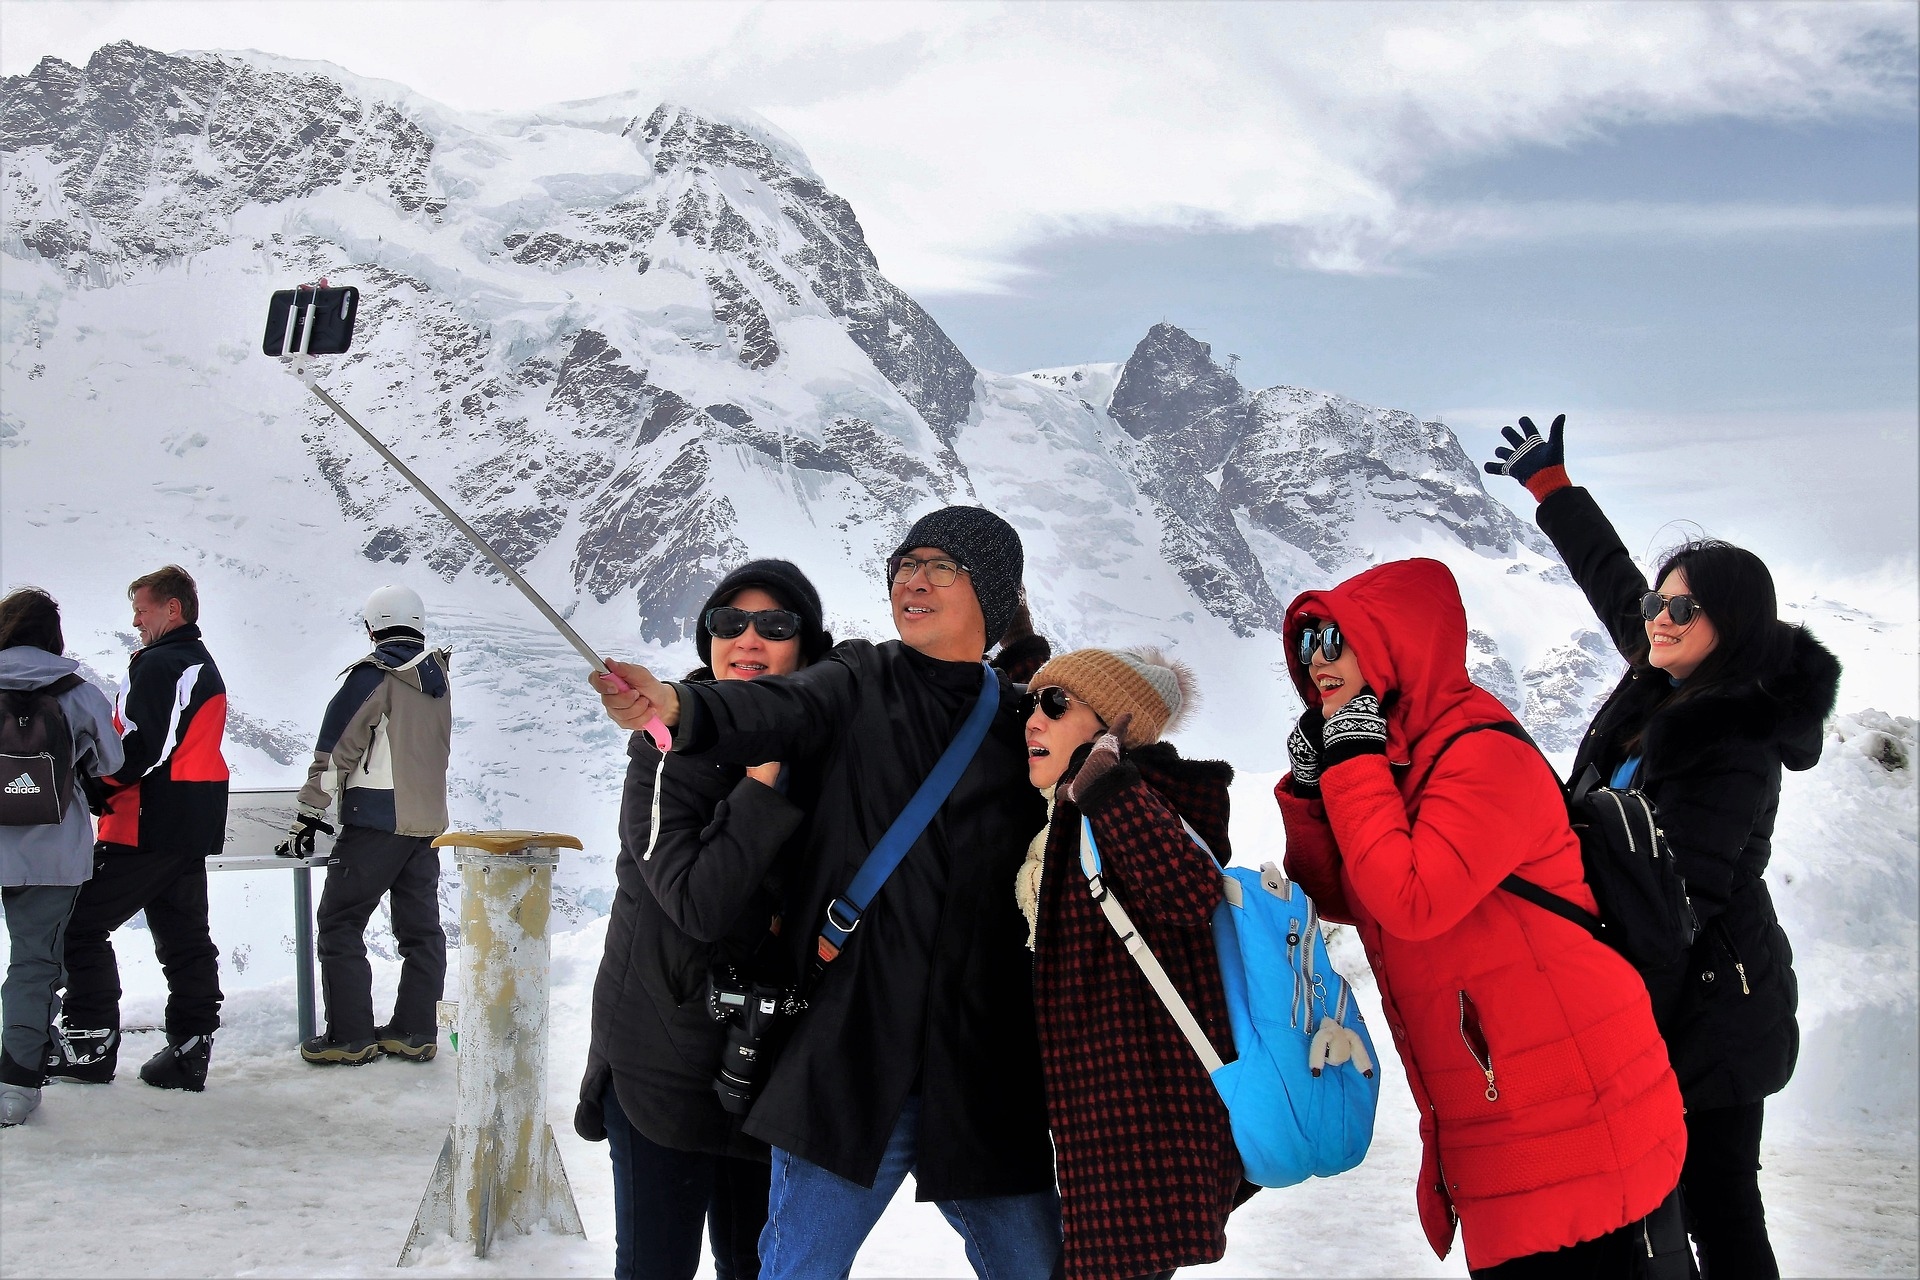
1080, 820, 1380, 1188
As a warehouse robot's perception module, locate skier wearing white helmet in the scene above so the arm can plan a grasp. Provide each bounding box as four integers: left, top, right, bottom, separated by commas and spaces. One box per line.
283, 584, 452, 1066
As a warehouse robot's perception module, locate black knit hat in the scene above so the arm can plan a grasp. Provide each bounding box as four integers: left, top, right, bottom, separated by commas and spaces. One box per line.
695, 559, 833, 667
890, 506, 1024, 649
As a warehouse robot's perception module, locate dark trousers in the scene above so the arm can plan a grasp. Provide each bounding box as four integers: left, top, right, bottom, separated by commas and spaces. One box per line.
603, 1080, 769, 1280
316, 826, 446, 1041
1683, 1101, 1778, 1280
61, 846, 222, 1037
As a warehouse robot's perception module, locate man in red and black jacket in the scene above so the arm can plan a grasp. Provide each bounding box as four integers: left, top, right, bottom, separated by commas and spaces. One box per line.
50, 565, 230, 1093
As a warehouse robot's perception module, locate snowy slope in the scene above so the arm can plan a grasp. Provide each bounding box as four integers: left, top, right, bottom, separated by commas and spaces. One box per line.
2, 40, 1915, 1278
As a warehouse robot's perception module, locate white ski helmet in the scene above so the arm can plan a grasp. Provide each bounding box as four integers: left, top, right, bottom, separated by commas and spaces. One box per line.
362, 584, 426, 635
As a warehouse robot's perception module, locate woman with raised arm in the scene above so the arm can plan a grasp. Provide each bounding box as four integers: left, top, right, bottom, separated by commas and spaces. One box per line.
1014, 647, 1243, 1280
1276, 557, 1689, 1278
576, 559, 833, 1280
1486, 416, 1840, 1279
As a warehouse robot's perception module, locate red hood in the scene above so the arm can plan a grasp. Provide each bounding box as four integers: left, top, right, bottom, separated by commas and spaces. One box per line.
1284, 558, 1518, 780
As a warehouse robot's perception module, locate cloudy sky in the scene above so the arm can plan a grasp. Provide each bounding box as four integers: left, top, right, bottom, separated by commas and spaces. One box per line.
4, 1, 1916, 583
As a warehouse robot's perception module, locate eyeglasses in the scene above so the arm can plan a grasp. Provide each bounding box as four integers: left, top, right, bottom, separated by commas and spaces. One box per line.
889, 555, 969, 588
1639, 592, 1703, 627
1296, 622, 1344, 667
705, 606, 803, 642
1020, 685, 1104, 725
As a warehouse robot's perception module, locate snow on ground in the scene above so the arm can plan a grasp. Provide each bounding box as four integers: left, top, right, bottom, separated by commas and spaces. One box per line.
2, 716, 1914, 1278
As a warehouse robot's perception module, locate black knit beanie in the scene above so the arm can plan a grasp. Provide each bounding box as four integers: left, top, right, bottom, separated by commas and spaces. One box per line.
695, 559, 833, 666
890, 506, 1024, 649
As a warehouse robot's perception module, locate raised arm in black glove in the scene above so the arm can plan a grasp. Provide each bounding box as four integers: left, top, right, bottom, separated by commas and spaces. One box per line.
1320, 688, 1388, 771
1482, 414, 1571, 502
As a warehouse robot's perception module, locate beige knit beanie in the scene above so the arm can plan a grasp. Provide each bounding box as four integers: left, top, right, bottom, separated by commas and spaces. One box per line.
1024, 646, 1195, 746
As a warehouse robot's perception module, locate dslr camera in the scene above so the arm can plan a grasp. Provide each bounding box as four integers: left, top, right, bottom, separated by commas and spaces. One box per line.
707, 965, 804, 1116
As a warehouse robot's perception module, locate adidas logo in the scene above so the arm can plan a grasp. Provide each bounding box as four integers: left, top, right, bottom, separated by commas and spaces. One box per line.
4, 773, 41, 795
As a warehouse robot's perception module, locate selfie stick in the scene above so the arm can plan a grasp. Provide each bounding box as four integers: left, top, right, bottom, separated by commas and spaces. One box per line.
277, 288, 670, 749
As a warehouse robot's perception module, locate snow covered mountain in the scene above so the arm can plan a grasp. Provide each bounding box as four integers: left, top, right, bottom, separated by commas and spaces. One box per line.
2, 41, 1913, 1260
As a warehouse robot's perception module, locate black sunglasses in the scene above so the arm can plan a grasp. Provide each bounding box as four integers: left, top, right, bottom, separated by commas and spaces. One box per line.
1019, 685, 1104, 726
1639, 592, 1703, 627
705, 606, 803, 642
1296, 622, 1344, 667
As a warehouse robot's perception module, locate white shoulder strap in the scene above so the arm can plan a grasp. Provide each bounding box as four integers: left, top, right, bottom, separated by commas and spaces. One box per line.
1079, 817, 1225, 1074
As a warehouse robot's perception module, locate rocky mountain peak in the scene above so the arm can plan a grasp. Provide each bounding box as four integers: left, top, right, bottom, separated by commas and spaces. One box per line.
1108, 322, 1250, 467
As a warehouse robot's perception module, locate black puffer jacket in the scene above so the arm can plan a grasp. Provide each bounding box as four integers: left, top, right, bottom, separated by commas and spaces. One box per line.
1540, 485, 1841, 1110
576, 724, 805, 1159
670, 638, 1053, 1200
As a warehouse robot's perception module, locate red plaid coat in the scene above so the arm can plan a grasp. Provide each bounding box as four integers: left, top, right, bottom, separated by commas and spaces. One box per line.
1034, 742, 1243, 1280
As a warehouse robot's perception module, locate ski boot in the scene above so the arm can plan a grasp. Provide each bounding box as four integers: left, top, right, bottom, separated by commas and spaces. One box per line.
0, 1084, 40, 1126
44, 1024, 118, 1084
374, 1024, 437, 1062
139, 1033, 213, 1092
300, 1032, 379, 1066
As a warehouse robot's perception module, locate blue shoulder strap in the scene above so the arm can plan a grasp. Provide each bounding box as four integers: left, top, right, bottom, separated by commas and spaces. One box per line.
815, 661, 1000, 967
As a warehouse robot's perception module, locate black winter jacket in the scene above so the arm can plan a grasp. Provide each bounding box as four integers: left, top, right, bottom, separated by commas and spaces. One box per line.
576, 725, 805, 1159
1540, 485, 1841, 1110
670, 639, 1053, 1200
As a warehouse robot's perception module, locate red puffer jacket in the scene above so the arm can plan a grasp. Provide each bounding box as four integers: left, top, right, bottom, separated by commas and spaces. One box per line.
1275, 559, 1685, 1270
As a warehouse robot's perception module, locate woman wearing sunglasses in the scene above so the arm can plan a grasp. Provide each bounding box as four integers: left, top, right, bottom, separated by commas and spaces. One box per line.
1277, 558, 1688, 1278
1013, 648, 1244, 1280
577, 559, 834, 1280
1487, 416, 1840, 1279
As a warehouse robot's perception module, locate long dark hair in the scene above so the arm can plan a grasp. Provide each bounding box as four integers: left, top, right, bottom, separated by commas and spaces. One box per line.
0, 587, 65, 653
1632, 538, 1795, 704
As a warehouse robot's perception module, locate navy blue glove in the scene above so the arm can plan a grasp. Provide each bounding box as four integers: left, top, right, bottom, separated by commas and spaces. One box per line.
1321, 688, 1387, 770
1483, 415, 1565, 487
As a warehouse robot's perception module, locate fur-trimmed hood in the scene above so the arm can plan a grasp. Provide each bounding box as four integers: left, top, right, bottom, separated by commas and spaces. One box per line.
1646, 624, 1841, 774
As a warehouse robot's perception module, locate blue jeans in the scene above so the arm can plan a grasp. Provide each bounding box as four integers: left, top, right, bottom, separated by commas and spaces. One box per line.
603, 1080, 769, 1280
758, 1095, 1062, 1280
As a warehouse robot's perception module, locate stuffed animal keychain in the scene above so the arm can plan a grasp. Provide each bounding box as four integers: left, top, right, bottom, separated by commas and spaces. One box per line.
1308, 1021, 1375, 1079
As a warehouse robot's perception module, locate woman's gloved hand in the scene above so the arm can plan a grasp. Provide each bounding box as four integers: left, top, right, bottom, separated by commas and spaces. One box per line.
1287, 706, 1326, 795
1321, 687, 1388, 771
1066, 713, 1134, 810
1482, 414, 1570, 501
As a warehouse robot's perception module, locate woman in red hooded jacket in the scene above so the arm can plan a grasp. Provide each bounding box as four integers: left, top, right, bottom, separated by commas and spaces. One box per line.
1275, 558, 1689, 1278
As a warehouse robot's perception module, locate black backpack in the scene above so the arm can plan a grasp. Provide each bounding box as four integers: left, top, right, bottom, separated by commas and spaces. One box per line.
0, 673, 87, 827
1426, 721, 1699, 973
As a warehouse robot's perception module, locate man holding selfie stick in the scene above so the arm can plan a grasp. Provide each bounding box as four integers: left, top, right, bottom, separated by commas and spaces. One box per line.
595, 506, 1062, 1280
285, 585, 453, 1067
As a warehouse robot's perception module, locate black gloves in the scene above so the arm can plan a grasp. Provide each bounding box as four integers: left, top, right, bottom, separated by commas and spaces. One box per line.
1287, 706, 1325, 795
1483, 414, 1565, 485
1321, 688, 1388, 770
275, 807, 335, 858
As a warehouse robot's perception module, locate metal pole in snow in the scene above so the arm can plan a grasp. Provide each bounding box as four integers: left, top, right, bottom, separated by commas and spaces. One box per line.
398, 831, 586, 1264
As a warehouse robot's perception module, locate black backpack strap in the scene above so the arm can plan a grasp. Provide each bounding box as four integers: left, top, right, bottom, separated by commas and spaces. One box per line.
44, 673, 86, 697
1414, 719, 1606, 940
1498, 873, 1604, 939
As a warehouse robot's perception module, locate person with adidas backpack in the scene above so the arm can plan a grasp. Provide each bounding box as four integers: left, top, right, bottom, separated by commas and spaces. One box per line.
0, 588, 123, 1127
1487, 415, 1841, 1280
1276, 558, 1690, 1278
1012, 646, 1246, 1280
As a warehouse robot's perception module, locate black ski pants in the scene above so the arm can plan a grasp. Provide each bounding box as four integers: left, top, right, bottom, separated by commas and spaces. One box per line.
1682, 1100, 1778, 1280
61, 845, 222, 1037
602, 1079, 768, 1280
316, 825, 446, 1041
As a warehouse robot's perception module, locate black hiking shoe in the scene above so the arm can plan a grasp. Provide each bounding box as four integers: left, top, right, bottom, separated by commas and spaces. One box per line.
374, 1025, 437, 1062
44, 1025, 118, 1084
139, 1033, 213, 1092
300, 1033, 379, 1066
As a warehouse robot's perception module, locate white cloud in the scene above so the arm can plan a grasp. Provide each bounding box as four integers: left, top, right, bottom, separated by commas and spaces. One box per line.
2, 0, 1914, 290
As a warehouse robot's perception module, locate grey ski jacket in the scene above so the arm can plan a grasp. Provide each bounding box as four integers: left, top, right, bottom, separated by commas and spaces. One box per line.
298, 639, 451, 837
0, 648, 124, 886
